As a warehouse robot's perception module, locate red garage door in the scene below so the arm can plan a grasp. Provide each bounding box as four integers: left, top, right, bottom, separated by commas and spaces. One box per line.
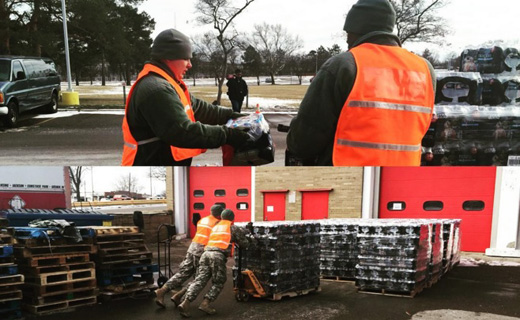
188, 167, 252, 238
261, 191, 288, 222
379, 167, 496, 252
300, 189, 332, 220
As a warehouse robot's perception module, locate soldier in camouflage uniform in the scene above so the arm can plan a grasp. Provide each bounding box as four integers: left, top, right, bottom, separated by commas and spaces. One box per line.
178, 209, 250, 318
154, 204, 223, 308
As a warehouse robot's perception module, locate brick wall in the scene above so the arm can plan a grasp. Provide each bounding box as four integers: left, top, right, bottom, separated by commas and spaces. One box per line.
112, 211, 173, 244
166, 167, 174, 212
254, 167, 363, 221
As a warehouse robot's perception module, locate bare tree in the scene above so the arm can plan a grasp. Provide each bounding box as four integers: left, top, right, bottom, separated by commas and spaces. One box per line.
69, 166, 86, 202
194, 0, 256, 104
192, 32, 227, 87
390, 0, 450, 44
149, 167, 166, 181
249, 23, 303, 85
114, 173, 142, 196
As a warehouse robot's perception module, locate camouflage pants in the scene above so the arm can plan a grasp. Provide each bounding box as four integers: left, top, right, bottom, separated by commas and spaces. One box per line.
185, 251, 227, 302
164, 251, 201, 291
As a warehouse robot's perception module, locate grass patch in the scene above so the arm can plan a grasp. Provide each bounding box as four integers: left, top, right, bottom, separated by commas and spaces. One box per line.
68, 84, 309, 108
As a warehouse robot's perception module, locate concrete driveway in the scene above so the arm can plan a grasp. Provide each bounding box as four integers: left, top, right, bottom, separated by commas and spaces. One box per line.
35, 240, 520, 320
0, 110, 294, 166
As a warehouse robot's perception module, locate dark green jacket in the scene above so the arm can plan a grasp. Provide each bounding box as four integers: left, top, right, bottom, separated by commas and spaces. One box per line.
286, 34, 437, 166
126, 61, 233, 165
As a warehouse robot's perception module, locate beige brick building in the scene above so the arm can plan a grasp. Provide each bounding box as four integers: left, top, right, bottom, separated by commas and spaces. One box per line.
254, 167, 364, 221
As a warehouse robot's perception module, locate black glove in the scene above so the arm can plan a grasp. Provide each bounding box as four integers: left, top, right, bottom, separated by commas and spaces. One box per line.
224, 127, 250, 148
230, 112, 247, 120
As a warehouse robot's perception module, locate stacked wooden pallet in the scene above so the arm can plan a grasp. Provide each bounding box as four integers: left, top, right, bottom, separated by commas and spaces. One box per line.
9, 227, 97, 316
88, 226, 158, 300
0, 219, 24, 320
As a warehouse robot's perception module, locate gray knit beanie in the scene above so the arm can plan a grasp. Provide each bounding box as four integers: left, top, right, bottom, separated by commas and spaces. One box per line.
151, 29, 193, 60
210, 204, 224, 218
343, 0, 396, 35
221, 209, 235, 221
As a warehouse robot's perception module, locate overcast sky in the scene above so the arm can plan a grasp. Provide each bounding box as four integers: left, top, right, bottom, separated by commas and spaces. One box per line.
138, 0, 520, 59
82, 167, 166, 198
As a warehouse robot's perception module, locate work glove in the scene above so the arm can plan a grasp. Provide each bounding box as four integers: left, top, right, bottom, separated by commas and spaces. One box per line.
230, 112, 247, 120
224, 127, 250, 148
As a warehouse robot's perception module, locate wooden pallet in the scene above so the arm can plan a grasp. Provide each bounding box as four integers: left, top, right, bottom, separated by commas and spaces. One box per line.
23, 295, 97, 315
90, 226, 140, 235
0, 219, 8, 228
25, 268, 95, 285
20, 262, 95, 276
14, 244, 97, 257
357, 283, 426, 298
0, 290, 22, 302
17, 253, 90, 267
0, 264, 18, 277
96, 238, 145, 249
0, 274, 24, 287
94, 251, 153, 264
23, 279, 96, 296
14, 237, 94, 247
0, 234, 13, 245
0, 309, 22, 320
23, 288, 98, 306
320, 276, 356, 283
97, 244, 149, 258
267, 286, 321, 301
0, 245, 13, 258
0, 256, 15, 266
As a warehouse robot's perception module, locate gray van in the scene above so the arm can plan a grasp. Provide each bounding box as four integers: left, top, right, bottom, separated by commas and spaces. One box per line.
0, 56, 61, 127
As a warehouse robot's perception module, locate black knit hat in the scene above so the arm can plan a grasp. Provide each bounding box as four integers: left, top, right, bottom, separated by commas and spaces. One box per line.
210, 204, 224, 218
221, 209, 235, 221
343, 0, 396, 35
151, 29, 193, 60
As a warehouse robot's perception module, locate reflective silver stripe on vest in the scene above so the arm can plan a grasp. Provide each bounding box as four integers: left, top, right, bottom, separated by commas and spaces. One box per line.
348, 101, 432, 114
137, 137, 161, 145
124, 142, 137, 150
337, 139, 421, 152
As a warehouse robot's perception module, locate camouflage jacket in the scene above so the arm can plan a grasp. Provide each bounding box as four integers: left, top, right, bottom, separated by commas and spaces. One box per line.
205, 224, 250, 257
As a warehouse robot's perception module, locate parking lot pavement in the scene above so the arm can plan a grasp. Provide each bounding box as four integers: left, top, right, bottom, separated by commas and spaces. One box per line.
0, 111, 294, 166
36, 239, 520, 320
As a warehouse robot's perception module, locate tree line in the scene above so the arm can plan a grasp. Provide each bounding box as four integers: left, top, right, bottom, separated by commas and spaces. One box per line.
0, 0, 154, 86
1, 0, 449, 105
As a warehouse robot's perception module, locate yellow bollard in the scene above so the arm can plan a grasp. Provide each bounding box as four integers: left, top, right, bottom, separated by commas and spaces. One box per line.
61, 91, 80, 106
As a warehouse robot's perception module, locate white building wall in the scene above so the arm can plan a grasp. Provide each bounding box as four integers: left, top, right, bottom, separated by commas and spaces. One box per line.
486, 167, 520, 257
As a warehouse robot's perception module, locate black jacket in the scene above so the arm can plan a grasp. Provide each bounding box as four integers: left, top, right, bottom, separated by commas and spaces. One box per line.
226, 76, 248, 101
286, 34, 437, 166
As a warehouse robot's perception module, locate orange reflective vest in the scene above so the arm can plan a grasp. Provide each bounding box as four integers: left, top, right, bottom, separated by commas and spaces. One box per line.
207, 220, 232, 251
192, 215, 220, 246
333, 43, 434, 166
121, 64, 205, 166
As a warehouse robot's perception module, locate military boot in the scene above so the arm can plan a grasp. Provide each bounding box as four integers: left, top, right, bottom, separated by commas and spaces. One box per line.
154, 286, 169, 308
198, 298, 216, 315
171, 287, 187, 306
178, 299, 191, 318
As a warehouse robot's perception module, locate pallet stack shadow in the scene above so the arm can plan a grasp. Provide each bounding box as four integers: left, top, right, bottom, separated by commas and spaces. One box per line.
0, 219, 23, 320
355, 219, 461, 297
234, 221, 321, 300
319, 219, 360, 280
88, 226, 158, 300
9, 226, 97, 316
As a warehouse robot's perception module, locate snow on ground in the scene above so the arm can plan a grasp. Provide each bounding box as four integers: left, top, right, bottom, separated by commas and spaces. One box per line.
459, 257, 520, 267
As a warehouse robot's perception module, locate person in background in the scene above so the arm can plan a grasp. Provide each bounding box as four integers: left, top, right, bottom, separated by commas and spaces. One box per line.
286, 0, 436, 166
154, 204, 223, 308
226, 68, 249, 113
122, 29, 249, 166
177, 209, 250, 318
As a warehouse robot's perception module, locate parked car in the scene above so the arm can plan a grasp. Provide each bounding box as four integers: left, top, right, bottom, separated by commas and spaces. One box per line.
0, 56, 61, 127
113, 194, 133, 201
